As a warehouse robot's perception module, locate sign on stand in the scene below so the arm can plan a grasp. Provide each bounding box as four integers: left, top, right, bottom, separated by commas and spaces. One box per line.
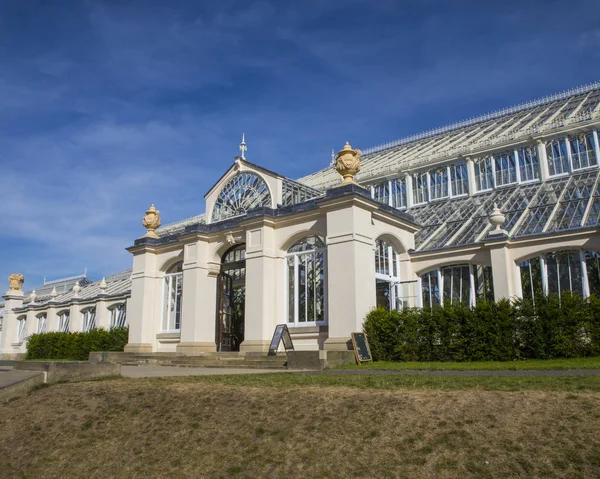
351, 332, 373, 363
268, 324, 294, 356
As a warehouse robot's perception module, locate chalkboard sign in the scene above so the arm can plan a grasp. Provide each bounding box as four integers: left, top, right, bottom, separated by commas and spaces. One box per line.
351, 332, 372, 363
268, 324, 294, 356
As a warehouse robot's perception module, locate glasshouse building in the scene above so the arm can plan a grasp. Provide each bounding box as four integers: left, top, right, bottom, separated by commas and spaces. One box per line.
2, 82, 600, 359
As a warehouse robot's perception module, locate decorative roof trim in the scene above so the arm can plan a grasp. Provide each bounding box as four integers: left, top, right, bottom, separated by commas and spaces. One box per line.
361, 81, 600, 156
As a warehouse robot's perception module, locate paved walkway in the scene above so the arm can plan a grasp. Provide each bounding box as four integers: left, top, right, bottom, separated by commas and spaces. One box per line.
0, 367, 43, 389
121, 365, 293, 378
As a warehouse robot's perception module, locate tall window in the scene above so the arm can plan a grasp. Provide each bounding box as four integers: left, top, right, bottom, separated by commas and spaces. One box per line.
372, 181, 390, 206
36, 313, 47, 334
518, 147, 539, 182
519, 250, 600, 304
421, 270, 441, 308
494, 151, 517, 186
475, 157, 494, 191
109, 303, 127, 328
412, 172, 429, 204
375, 238, 403, 310
163, 262, 183, 332
420, 264, 494, 307
16, 316, 27, 343
57, 311, 70, 332
546, 138, 570, 176
450, 163, 469, 196
286, 236, 326, 325
391, 178, 407, 209
429, 168, 448, 200
81, 308, 96, 332
569, 133, 597, 170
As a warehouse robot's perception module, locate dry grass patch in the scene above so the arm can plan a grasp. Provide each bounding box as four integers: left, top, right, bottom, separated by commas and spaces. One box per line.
2, 377, 600, 478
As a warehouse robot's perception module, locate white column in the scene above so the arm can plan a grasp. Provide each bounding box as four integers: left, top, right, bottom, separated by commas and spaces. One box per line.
324, 202, 375, 350
69, 303, 81, 332
96, 298, 110, 330
124, 247, 160, 353
540, 255, 548, 296
46, 305, 57, 332
581, 250, 590, 298
537, 139, 550, 181
592, 130, 600, 167
466, 157, 476, 196
565, 136, 575, 171
0, 290, 25, 359
514, 149, 521, 183
487, 238, 519, 301
178, 240, 219, 354
241, 225, 279, 353
468, 263, 476, 307
405, 173, 413, 208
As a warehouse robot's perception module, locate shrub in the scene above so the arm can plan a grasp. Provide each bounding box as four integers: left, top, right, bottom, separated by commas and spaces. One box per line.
363, 294, 600, 362
26, 327, 129, 360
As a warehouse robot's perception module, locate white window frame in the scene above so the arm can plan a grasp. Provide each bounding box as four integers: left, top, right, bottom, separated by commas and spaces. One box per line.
285, 240, 327, 326
57, 311, 70, 333
81, 307, 96, 332
475, 157, 494, 192
16, 316, 27, 343
36, 313, 47, 334
450, 163, 469, 197
109, 303, 127, 328
162, 271, 183, 332
412, 172, 429, 205
375, 238, 403, 310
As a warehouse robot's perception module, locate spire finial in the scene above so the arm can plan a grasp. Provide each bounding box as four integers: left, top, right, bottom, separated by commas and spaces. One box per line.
239, 132, 247, 160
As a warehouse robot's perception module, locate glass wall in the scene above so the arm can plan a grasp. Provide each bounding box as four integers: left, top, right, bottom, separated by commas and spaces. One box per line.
81, 308, 96, 332
519, 250, 600, 304
109, 303, 127, 328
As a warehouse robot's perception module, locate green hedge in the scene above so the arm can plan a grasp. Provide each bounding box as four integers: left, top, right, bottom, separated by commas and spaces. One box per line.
26, 327, 129, 360
363, 294, 600, 362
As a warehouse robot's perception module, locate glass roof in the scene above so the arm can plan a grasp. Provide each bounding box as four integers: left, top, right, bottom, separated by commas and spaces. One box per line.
408, 169, 600, 252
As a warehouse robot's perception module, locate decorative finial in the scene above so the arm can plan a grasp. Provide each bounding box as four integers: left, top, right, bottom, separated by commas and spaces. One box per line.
488, 203, 507, 235
72, 281, 81, 297
142, 204, 161, 239
334, 142, 361, 186
29, 290, 37, 303
8, 273, 24, 292
50, 287, 58, 299
239, 133, 247, 160
99, 277, 107, 291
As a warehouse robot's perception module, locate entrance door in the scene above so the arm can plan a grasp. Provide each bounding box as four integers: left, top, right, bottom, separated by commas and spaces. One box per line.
217, 272, 234, 351
216, 244, 246, 351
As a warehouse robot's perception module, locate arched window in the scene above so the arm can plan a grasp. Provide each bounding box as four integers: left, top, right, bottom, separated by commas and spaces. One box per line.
212, 173, 271, 222
419, 264, 494, 308
163, 262, 183, 332
57, 310, 70, 333
81, 307, 96, 332
375, 238, 403, 310
286, 236, 326, 325
109, 303, 127, 328
16, 315, 27, 343
36, 313, 47, 334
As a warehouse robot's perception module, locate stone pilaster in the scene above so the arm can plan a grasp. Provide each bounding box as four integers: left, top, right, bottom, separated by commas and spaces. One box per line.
0, 290, 25, 359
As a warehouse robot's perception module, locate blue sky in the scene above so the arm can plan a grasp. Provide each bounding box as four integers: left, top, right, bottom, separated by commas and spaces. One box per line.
1, 0, 600, 289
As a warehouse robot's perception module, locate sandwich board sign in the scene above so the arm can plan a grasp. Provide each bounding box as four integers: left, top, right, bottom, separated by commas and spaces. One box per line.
351, 332, 372, 363
268, 324, 294, 355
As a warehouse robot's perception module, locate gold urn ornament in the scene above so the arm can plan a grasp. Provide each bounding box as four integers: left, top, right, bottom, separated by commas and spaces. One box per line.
142, 204, 161, 239
8, 273, 24, 292
335, 142, 361, 185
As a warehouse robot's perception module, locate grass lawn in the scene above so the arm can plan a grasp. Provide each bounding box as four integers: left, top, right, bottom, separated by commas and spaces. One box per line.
3, 373, 600, 478
336, 356, 600, 371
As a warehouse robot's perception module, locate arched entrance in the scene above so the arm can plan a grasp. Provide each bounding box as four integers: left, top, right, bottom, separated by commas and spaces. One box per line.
216, 244, 246, 351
